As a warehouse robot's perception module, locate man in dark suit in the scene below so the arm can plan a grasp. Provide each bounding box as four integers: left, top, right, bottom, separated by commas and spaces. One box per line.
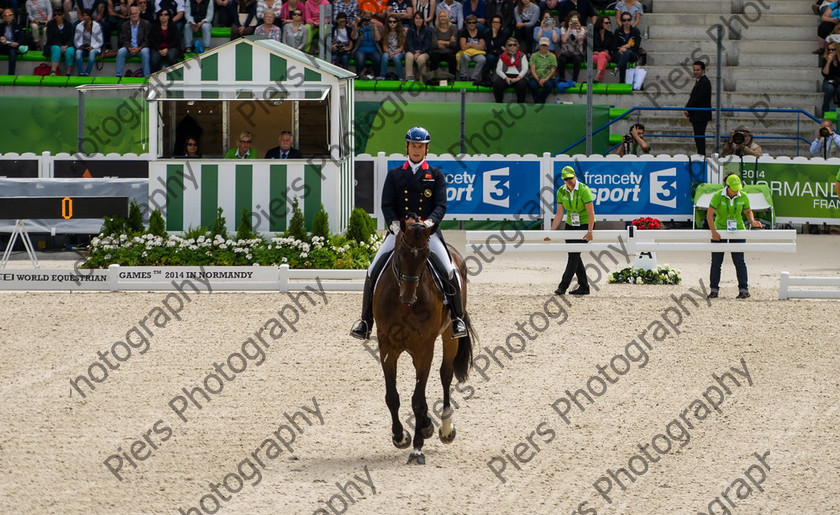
685, 60, 712, 155
116, 5, 151, 77
0, 8, 24, 75
350, 126, 468, 340
265, 131, 304, 159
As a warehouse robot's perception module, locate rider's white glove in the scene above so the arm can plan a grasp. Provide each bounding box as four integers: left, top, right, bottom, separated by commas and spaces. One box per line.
389, 220, 401, 234
422, 219, 434, 228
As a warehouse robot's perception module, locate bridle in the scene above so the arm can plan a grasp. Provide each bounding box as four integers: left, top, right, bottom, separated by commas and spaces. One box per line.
392, 226, 430, 285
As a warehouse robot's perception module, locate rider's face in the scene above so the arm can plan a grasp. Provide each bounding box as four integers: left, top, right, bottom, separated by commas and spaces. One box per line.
407, 142, 427, 163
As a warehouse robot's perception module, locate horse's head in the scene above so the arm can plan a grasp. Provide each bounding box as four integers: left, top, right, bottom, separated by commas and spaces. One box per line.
393, 215, 432, 305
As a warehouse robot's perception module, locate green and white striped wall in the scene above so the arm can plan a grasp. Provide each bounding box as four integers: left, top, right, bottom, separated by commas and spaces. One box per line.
150, 161, 338, 234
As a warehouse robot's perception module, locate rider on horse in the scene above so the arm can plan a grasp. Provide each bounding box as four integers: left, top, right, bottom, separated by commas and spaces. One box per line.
350, 126, 468, 341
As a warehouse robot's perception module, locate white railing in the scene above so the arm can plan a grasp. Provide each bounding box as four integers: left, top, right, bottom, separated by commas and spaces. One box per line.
778, 272, 840, 300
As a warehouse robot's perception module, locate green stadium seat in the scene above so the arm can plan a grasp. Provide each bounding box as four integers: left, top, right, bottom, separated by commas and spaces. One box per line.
607, 83, 633, 94
825, 111, 837, 122
93, 77, 120, 84
354, 80, 376, 91
610, 108, 630, 119
66, 76, 94, 86
374, 80, 402, 92
210, 27, 232, 38
452, 81, 478, 92
41, 75, 68, 87
14, 75, 42, 86
609, 134, 622, 145
120, 77, 148, 84
0, 75, 15, 86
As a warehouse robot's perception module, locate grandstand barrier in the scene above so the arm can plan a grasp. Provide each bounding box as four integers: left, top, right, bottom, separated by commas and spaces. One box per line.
464, 228, 797, 255
0, 264, 365, 292
778, 272, 840, 300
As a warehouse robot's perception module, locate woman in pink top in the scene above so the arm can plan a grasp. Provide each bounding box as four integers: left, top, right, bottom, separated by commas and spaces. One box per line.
304, 0, 330, 52
280, 0, 303, 25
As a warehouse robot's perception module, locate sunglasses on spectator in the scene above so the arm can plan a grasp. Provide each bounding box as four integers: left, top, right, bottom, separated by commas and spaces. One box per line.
240, 139, 252, 143
293, 11, 302, 16
186, 142, 198, 146
467, 21, 476, 24
622, 18, 631, 21
507, 42, 518, 46
388, 20, 398, 23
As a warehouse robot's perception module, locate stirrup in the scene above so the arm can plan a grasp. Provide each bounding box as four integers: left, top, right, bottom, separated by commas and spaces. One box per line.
451, 317, 467, 338
350, 319, 372, 340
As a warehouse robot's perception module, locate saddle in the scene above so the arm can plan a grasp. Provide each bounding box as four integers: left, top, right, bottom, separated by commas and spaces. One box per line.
373, 247, 460, 304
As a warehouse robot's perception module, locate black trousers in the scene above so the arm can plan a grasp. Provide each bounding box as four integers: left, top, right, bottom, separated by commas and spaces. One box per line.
691, 120, 708, 155
492, 76, 528, 103
559, 224, 588, 290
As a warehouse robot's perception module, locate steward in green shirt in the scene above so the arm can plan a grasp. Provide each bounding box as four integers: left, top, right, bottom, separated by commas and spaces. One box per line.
835, 167, 840, 199
547, 166, 595, 296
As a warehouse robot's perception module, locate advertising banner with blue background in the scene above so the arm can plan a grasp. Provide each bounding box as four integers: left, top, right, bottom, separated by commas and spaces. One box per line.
554, 160, 694, 218
386, 159, 542, 217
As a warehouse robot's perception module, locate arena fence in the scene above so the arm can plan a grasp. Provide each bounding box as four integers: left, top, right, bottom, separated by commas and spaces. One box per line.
778, 272, 840, 300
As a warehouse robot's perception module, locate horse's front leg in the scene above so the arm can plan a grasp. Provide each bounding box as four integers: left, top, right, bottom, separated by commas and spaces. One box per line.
380, 344, 410, 449
438, 336, 458, 444
407, 352, 434, 465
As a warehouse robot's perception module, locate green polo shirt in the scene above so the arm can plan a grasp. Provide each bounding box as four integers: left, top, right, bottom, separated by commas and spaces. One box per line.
556, 182, 594, 225
709, 188, 751, 230
531, 51, 558, 80
224, 148, 260, 159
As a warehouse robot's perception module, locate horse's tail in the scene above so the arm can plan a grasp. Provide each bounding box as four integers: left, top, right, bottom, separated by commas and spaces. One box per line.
453, 312, 476, 383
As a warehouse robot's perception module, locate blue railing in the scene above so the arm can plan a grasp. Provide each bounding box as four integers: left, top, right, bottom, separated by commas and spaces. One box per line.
559, 106, 823, 157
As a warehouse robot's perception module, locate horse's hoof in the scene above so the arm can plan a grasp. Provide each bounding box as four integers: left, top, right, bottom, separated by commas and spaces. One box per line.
392, 430, 411, 449
439, 425, 456, 444
421, 422, 434, 439
406, 451, 425, 465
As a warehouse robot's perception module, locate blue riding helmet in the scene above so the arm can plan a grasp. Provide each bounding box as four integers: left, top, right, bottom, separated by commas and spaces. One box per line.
405, 127, 431, 144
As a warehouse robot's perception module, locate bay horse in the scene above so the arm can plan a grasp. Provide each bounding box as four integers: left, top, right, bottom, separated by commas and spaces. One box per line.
372, 216, 475, 465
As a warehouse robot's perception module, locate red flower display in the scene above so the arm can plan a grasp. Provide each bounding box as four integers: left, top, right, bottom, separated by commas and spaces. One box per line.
631, 217, 663, 230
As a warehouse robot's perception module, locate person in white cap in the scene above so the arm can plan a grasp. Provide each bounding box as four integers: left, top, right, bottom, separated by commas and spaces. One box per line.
529, 36, 557, 104
706, 173, 762, 299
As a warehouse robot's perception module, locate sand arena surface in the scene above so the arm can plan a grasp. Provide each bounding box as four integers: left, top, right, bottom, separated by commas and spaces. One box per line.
0, 233, 838, 514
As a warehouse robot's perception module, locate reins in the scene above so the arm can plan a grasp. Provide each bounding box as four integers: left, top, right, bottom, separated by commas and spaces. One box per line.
392, 227, 430, 285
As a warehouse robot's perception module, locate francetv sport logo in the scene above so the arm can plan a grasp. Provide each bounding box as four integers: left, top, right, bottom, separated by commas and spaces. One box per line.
584, 168, 679, 209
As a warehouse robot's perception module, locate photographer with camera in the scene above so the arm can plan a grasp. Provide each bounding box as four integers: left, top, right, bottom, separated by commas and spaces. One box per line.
721, 125, 763, 158
612, 123, 650, 156
809, 119, 840, 158
821, 41, 840, 114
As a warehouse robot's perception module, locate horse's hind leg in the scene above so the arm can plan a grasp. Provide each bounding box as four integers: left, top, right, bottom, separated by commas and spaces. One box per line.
407, 352, 434, 465
439, 335, 458, 444
381, 347, 410, 449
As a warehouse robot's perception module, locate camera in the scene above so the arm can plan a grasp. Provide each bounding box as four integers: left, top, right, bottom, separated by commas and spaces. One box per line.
731, 131, 746, 145
623, 134, 632, 144
820, 127, 831, 138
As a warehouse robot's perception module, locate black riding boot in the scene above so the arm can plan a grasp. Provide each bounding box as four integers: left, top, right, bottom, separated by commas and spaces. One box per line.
349, 274, 375, 340
350, 251, 391, 340
446, 274, 468, 338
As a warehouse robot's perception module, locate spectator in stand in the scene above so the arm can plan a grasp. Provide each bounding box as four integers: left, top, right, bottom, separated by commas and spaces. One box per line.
591, 15, 613, 83
721, 125, 763, 158
255, 8, 281, 40
27, 0, 52, 51
74, 8, 103, 75
149, 7, 180, 70
462, 0, 486, 31
436, 0, 463, 29
387, 0, 413, 28
484, 13, 508, 82
76, 0, 106, 28
225, 131, 259, 158
513, 0, 538, 53
265, 131, 302, 158
137, 0, 156, 24
413, 0, 436, 27
486, 0, 514, 32
304, 0, 329, 52
430, 8, 457, 73
115, 5, 151, 77
821, 42, 840, 114
256, 0, 282, 25
557, 10, 585, 82
540, 0, 560, 20
556, 0, 595, 26
279, 0, 302, 25
379, 14, 405, 79
231, 0, 257, 38
352, 11, 381, 78
529, 37, 556, 103
405, 10, 431, 80
45, 8, 75, 75
818, 2, 840, 54
614, 0, 642, 29
331, 12, 351, 67
612, 123, 650, 156
183, 0, 213, 52
493, 36, 528, 103
182, 136, 202, 157
457, 14, 485, 81
810, 119, 840, 158
334, 0, 359, 27
612, 11, 639, 83
685, 60, 711, 155
214, 0, 234, 27
104, 0, 131, 49
282, 7, 309, 50
532, 10, 558, 54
